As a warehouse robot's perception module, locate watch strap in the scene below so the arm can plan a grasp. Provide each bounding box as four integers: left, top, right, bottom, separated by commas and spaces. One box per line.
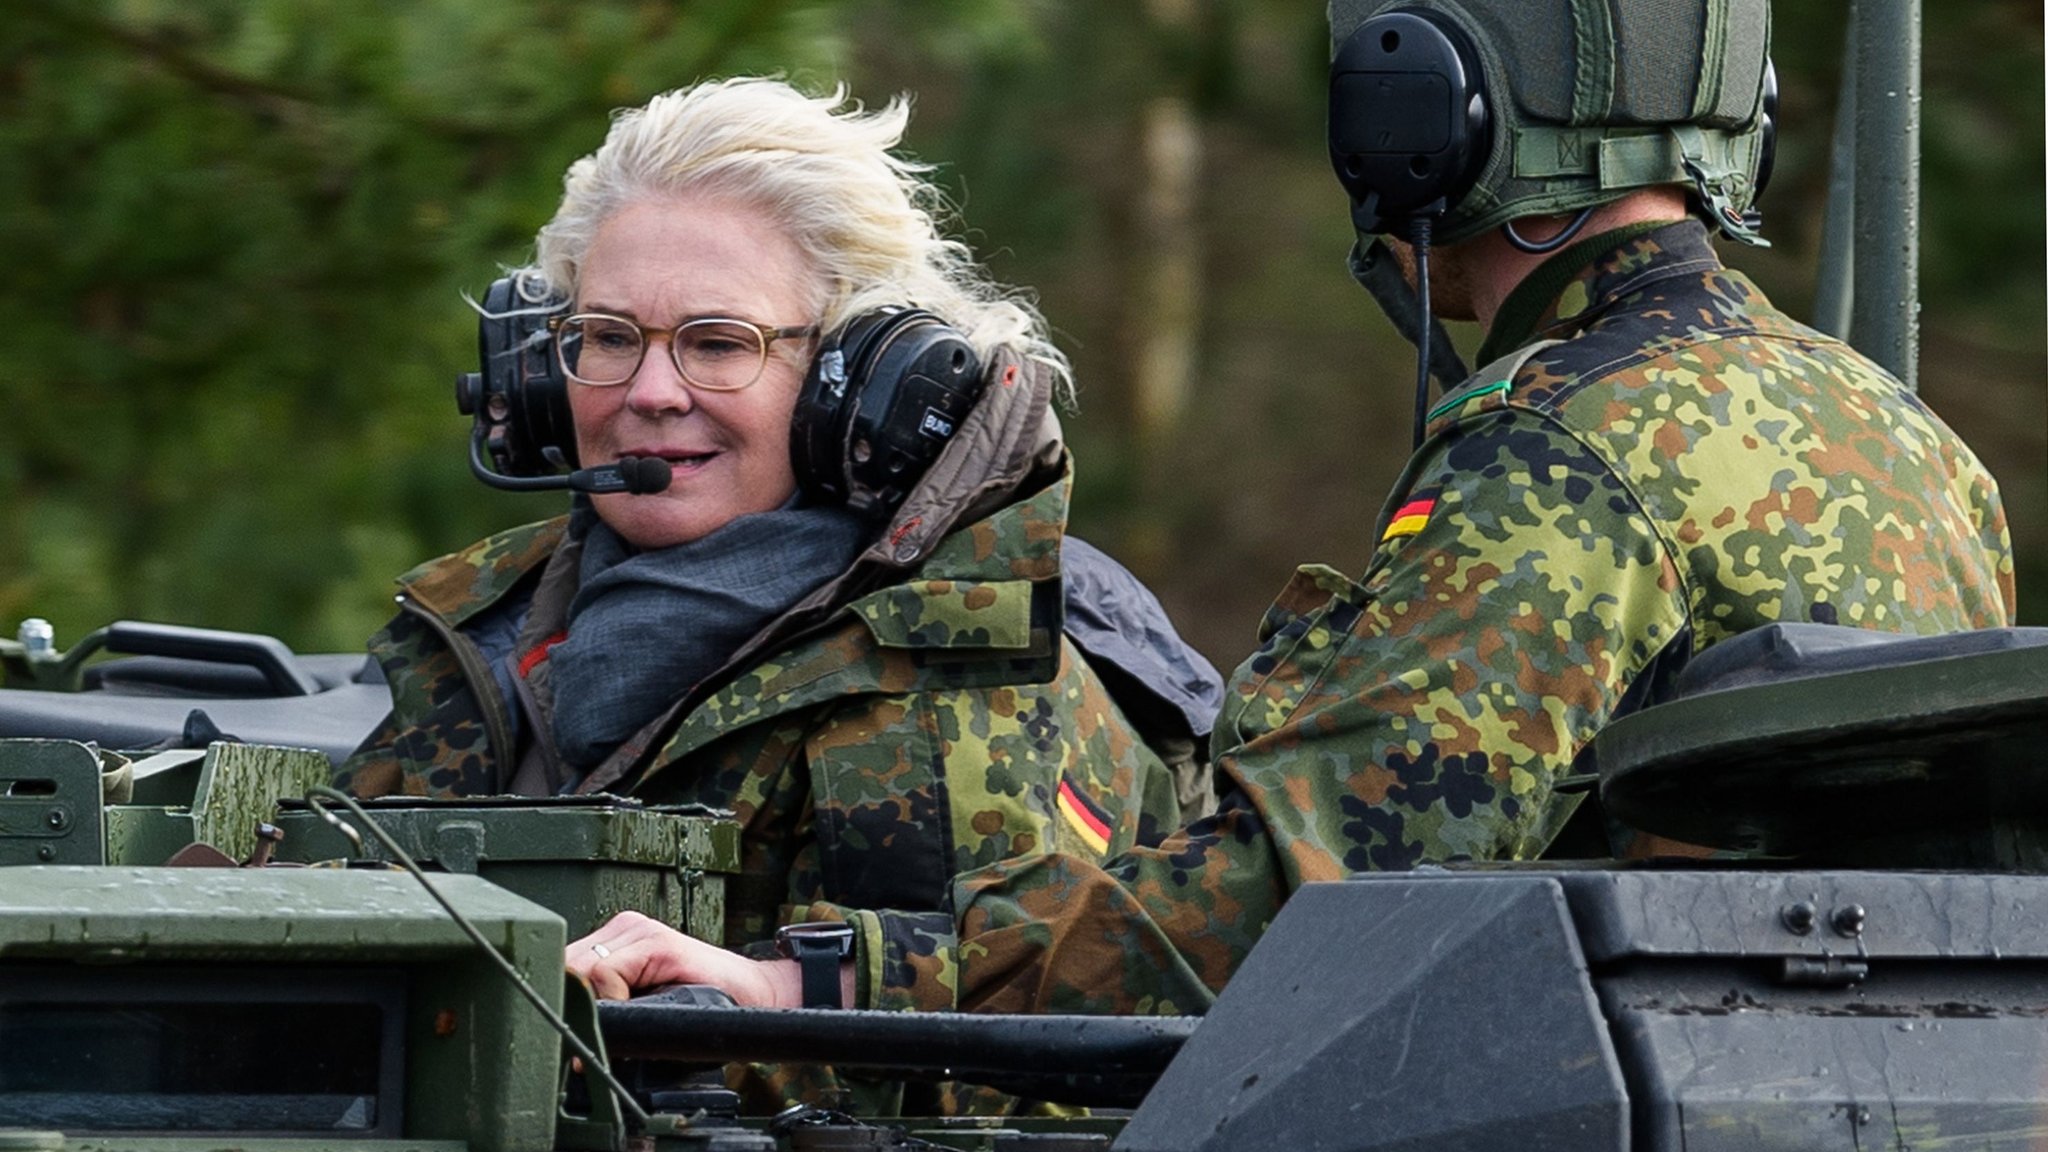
787, 935, 845, 1009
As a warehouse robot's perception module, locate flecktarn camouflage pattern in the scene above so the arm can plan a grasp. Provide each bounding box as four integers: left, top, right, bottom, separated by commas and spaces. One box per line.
337, 463, 1179, 925
334, 458, 1182, 1112
818, 220, 2015, 1017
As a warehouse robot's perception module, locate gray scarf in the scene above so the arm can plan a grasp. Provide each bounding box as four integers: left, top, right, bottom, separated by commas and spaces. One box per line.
548, 497, 870, 771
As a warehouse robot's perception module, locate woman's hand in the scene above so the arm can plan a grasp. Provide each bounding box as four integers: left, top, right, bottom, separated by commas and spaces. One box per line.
566, 911, 803, 1007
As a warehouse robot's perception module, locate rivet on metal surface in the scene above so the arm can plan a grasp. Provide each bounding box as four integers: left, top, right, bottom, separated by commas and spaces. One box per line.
35, 845, 55, 862
1781, 901, 1818, 935
1831, 903, 1867, 938
42, 809, 66, 831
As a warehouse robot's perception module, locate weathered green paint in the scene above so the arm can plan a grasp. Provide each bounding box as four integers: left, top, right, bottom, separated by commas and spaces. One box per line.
0, 740, 332, 867
190, 742, 332, 862
37, 1115, 542, 1148
101, 806, 198, 866
267, 801, 739, 942
271, 804, 740, 868
551, 976, 626, 1152
0, 866, 566, 1152
686, 869, 725, 947
0, 740, 103, 866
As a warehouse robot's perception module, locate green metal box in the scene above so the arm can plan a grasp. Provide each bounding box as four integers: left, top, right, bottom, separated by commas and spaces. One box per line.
0, 740, 742, 945
0, 866, 568, 1152
268, 796, 742, 943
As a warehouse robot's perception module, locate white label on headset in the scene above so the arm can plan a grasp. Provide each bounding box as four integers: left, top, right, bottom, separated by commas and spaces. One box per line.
919, 408, 955, 439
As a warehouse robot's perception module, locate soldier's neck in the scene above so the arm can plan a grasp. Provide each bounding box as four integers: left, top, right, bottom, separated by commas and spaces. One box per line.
1463, 191, 1692, 336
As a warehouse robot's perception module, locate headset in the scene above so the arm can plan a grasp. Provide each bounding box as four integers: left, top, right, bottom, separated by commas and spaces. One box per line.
1327, 9, 1489, 448
1327, 10, 1491, 244
457, 278, 984, 517
1326, 5, 1775, 446
788, 305, 984, 516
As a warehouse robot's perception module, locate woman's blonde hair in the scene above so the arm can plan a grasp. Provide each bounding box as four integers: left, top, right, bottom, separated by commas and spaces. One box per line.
531, 77, 1071, 397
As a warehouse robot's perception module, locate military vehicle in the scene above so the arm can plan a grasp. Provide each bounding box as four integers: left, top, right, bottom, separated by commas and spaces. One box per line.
3, 0, 2044, 1148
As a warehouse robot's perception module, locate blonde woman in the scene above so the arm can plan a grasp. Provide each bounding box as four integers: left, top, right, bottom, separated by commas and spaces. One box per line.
337, 78, 1219, 1113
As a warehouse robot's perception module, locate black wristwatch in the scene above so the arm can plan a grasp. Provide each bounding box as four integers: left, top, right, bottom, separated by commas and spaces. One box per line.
774, 922, 855, 1009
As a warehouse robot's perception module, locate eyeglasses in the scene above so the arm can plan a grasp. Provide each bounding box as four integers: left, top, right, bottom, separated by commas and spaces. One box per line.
548, 313, 819, 390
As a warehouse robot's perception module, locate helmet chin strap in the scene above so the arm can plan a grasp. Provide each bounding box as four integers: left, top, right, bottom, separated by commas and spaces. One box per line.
1348, 235, 1470, 448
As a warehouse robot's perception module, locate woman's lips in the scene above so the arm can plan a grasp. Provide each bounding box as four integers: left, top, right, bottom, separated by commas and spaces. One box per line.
631, 450, 719, 479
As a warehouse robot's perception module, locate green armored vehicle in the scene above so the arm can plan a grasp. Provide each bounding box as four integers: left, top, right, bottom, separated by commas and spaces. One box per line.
3, 0, 2045, 1148
2, 622, 2045, 1151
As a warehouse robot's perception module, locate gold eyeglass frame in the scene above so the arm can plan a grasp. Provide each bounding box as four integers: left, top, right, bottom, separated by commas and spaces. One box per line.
548, 313, 819, 390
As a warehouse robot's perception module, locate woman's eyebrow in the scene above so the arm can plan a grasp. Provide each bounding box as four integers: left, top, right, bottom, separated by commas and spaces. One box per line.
576, 303, 760, 324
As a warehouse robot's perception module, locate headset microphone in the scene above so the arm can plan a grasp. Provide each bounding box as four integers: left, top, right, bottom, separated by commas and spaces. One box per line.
466, 428, 672, 495
563, 455, 672, 495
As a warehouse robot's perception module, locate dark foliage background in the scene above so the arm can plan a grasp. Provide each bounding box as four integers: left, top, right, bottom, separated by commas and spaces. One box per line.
4, 0, 2042, 673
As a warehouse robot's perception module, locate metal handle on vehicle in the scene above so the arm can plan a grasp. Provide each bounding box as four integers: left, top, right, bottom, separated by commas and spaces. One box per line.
57, 621, 321, 697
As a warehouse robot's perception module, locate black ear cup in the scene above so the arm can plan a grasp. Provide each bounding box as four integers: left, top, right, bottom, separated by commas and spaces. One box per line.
456, 272, 578, 479
1329, 9, 1492, 236
791, 307, 986, 516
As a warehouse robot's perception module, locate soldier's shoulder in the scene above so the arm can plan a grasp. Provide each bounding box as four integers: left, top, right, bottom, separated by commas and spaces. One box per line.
1505, 278, 1905, 444
397, 517, 569, 623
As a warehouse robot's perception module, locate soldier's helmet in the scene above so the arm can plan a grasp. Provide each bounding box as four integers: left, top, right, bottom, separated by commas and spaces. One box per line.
1328, 0, 1774, 247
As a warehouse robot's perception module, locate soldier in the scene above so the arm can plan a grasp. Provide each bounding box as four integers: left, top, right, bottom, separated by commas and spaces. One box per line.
568, 1, 2014, 1018
337, 78, 1218, 1106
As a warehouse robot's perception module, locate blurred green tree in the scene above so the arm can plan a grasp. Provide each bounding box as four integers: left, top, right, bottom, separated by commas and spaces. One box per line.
2, 0, 2040, 669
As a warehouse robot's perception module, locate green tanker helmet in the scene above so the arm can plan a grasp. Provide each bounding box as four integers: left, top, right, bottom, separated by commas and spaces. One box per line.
1328, 0, 1775, 247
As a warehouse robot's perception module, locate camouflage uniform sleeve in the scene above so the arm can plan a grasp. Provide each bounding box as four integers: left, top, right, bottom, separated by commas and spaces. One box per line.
332, 612, 419, 798
333, 707, 407, 798
332, 606, 498, 799
829, 409, 1691, 1014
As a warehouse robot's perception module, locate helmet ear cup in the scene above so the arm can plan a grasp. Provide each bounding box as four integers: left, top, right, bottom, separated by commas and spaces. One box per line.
791, 308, 986, 517
1328, 8, 1492, 235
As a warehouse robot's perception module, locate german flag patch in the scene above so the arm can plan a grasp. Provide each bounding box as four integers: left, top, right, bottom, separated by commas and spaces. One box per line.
1380, 490, 1438, 544
1056, 777, 1112, 856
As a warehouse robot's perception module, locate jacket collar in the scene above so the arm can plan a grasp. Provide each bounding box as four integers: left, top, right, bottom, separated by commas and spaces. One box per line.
1476, 218, 1724, 364
395, 517, 567, 629
594, 461, 1075, 791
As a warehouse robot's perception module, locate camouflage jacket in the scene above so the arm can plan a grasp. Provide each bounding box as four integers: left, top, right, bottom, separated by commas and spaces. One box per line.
807, 220, 2015, 1017
335, 463, 1185, 948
